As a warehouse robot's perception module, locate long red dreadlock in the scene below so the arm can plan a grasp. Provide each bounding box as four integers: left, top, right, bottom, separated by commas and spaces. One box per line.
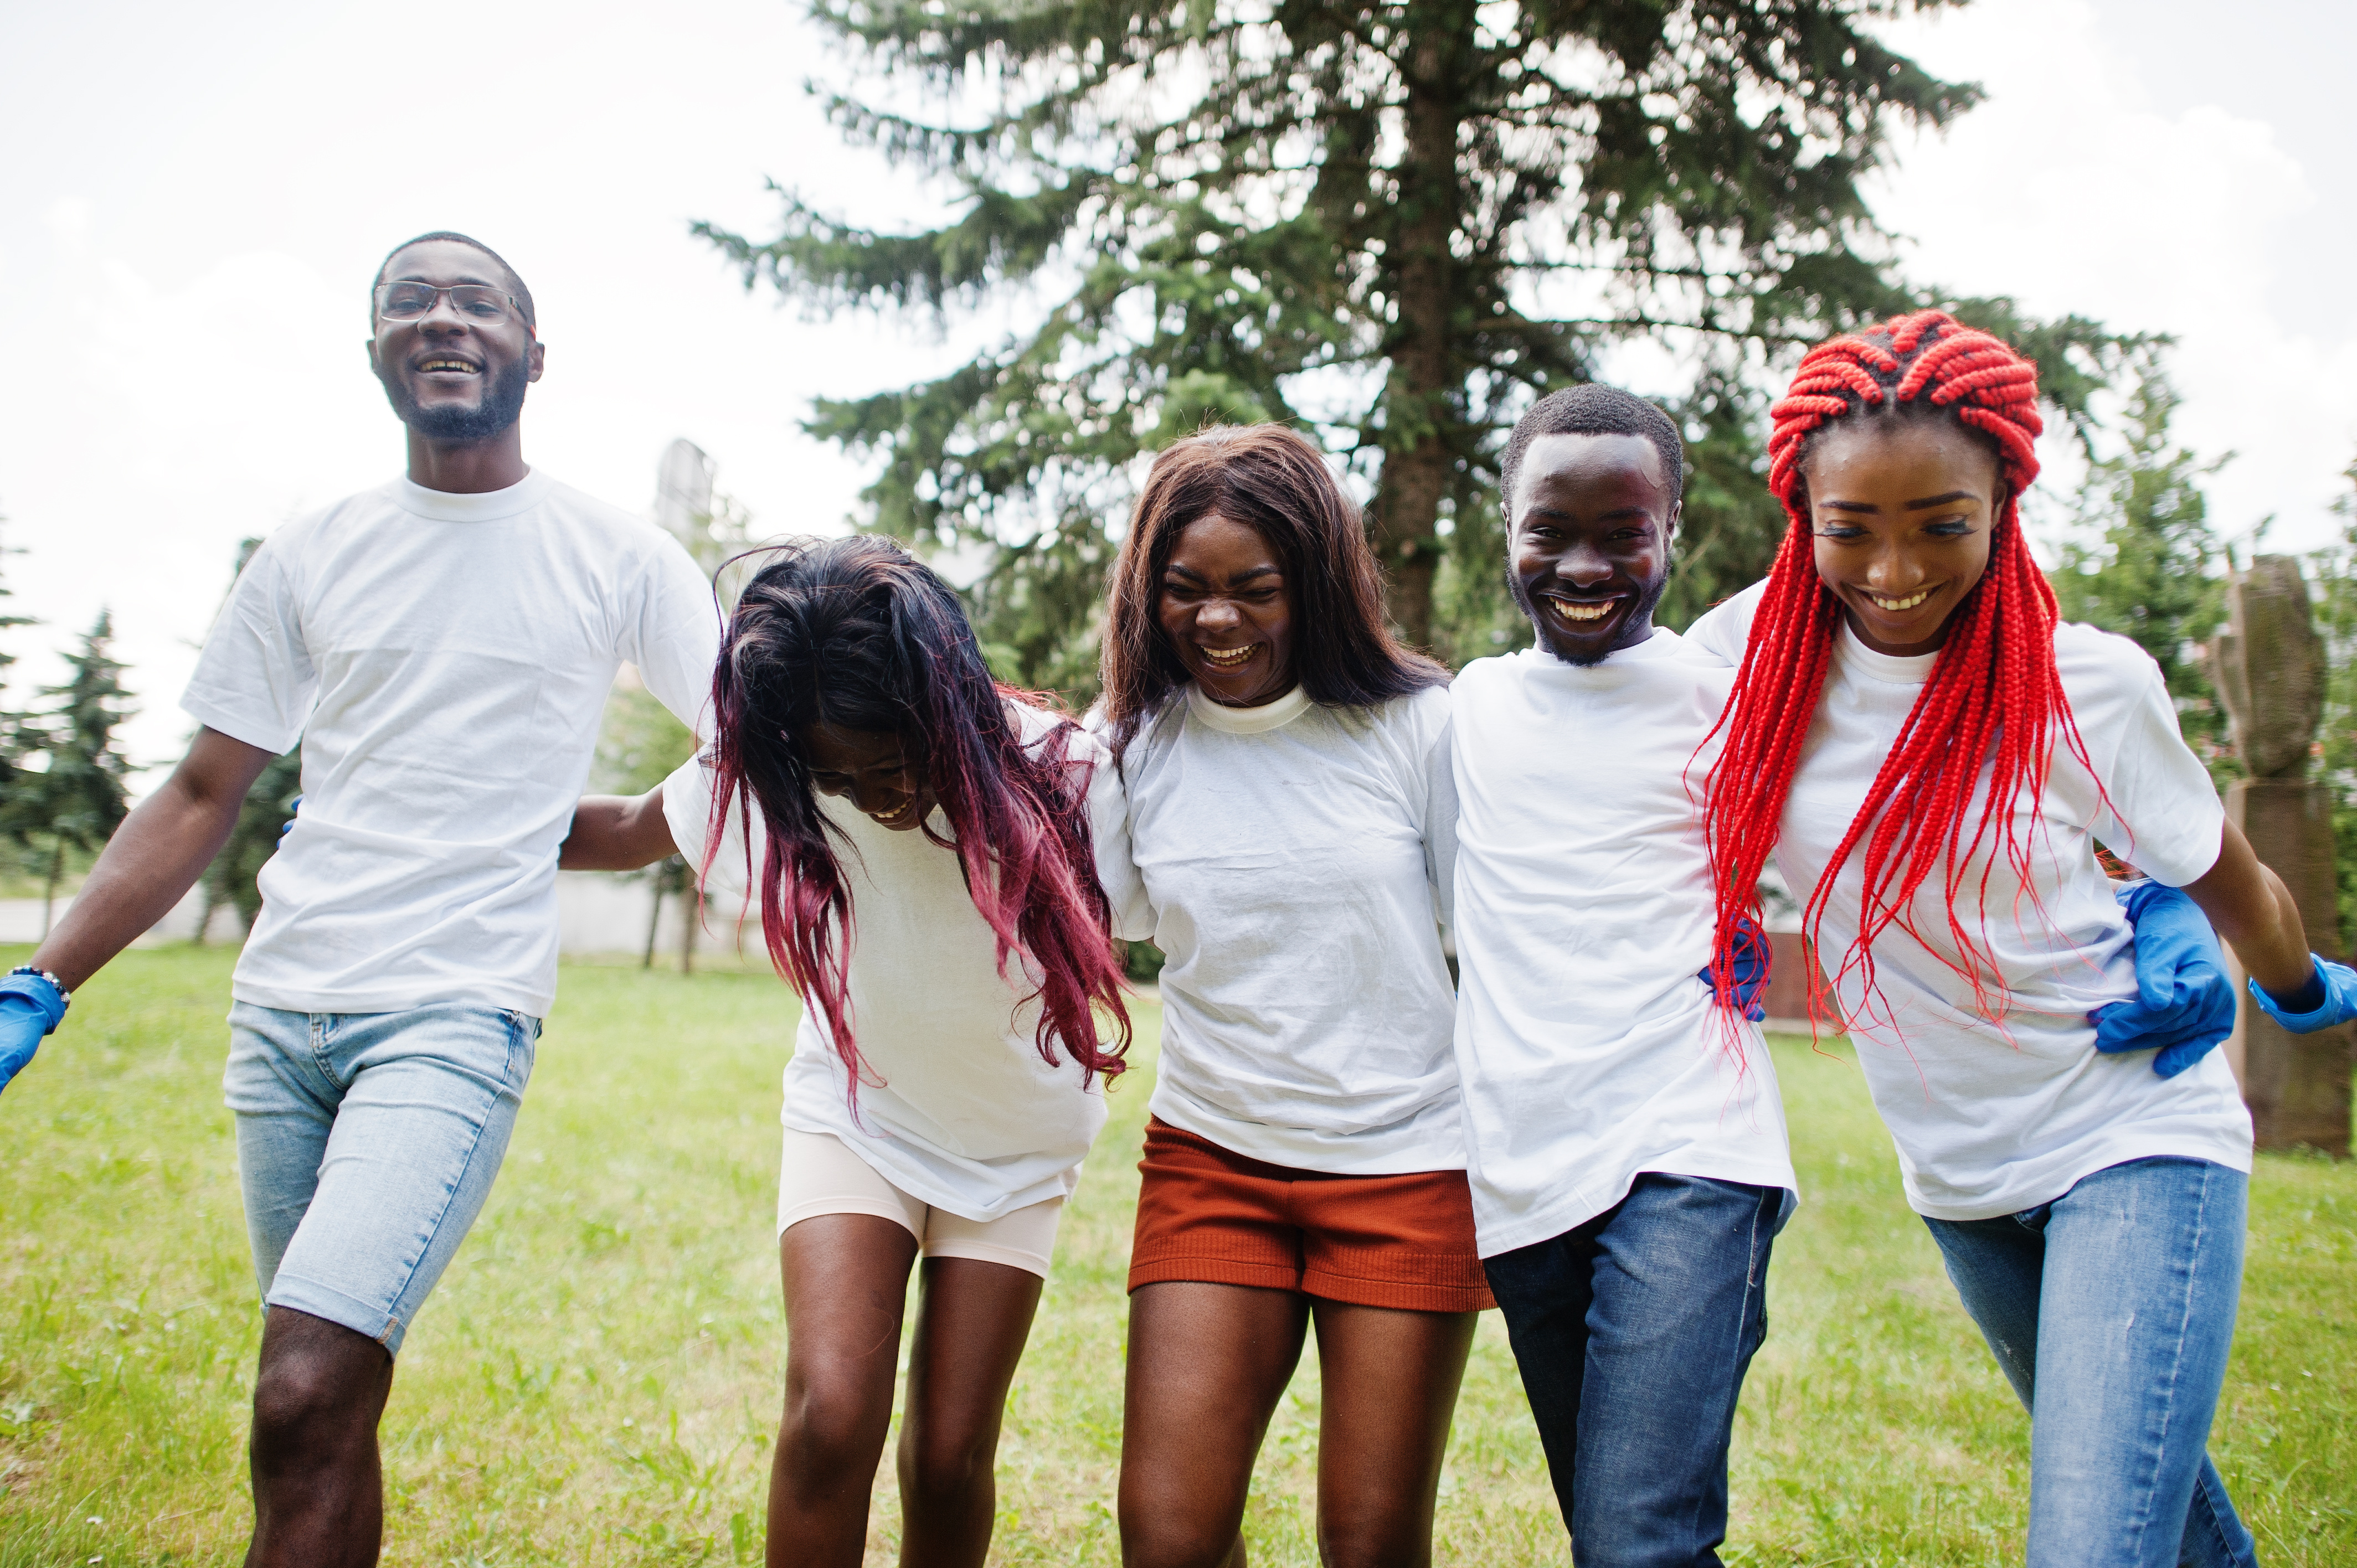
1701, 310, 2099, 1037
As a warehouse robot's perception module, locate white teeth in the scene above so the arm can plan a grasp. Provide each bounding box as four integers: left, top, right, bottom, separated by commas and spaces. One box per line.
1549, 599, 1614, 623
1201, 644, 1258, 666
1869, 589, 1933, 612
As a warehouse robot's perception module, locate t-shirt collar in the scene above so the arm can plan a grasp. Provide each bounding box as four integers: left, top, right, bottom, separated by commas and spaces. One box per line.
389, 468, 551, 523
1835, 620, 1940, 685
1185, 680, 1314, 734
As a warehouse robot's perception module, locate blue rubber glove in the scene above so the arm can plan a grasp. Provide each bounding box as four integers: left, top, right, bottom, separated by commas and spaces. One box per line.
0, 971, 70, 1094
2245, 955, 2357, 1034
2090, 880, 2235, 1079
1700, 915, 1771, 1022
281, 794, 301, 838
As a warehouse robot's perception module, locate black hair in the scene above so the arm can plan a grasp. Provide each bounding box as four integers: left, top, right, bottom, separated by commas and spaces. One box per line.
370, 231, 537, 329
1500, 385, 1685, 514
706, 534, 1131, 1105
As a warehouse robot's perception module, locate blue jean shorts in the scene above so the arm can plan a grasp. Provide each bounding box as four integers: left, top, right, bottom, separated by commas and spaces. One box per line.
223, 1001, 539, 1355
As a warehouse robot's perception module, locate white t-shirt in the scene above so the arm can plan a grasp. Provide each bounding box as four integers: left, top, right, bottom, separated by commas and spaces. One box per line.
1449, 635, 1796, 1256
667, 703, 1141, 1221
183, 471, 719, 1017
1685, 582, 2250, 1219
1111, 683, 1462, 1174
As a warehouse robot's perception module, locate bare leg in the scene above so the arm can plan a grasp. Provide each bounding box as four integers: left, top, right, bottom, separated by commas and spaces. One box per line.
1308, 1301, 1478, 1568
244, 1306, 396, 1568
894, 1256, 1046, 1566
1119, 1282, 1311, 1568
769, 1215, 920, 1568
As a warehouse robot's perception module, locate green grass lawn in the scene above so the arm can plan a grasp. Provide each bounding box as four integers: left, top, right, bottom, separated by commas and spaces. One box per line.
0, 945, 2349, 1565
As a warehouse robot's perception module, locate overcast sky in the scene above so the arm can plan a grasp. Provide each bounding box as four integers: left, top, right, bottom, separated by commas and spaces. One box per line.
1, 0, 2350, 773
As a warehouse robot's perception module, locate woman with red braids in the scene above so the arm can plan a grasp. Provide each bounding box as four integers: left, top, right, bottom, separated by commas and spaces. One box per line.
562, 535, 1140, 1568
1687, 310, 2351, 1566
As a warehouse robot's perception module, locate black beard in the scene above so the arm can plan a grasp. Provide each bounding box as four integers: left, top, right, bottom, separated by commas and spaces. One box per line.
378, 355, 529, 442
1511, 568, 1670, 666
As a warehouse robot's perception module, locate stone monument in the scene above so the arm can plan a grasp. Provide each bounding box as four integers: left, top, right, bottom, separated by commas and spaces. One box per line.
2210, 554, 2353, 1156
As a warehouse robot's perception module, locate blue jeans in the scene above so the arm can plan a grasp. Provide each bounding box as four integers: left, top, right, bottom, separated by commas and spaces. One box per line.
223, 1002, 538, 1354
1925, 1157, 2258, 1568
1483, 1174, 1792, 1567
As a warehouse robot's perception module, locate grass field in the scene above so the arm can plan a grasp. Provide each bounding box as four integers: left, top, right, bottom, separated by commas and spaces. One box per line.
0, 945, 2349, 1566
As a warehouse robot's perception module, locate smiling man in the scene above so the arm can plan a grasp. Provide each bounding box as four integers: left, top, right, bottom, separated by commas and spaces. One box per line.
1447, 385, 1799, 1567
1, 233, 718, 1567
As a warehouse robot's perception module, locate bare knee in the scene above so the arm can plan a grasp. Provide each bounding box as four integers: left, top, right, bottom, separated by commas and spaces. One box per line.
250, 1324, 389, 1463
1121, 1507, 1248, 1568
779, 1369, 891, 1485
1315, 1519, 1425, 1568
897, 1416, 998, 1512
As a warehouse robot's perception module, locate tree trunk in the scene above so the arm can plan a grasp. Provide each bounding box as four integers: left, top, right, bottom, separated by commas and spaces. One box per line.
642, 881, 664, 970
678, 879, 699, 977
39, 840, 61, 941
1367, 8, 1467, 652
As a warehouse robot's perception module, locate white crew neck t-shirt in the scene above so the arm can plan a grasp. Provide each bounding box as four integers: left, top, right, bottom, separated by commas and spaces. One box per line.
1449, 634, 1795, 1256
666, 703, 1144, 1221
1112, 682, 1462, 1174
182, 470, 720, 1018
1685, 581, 2250, 1219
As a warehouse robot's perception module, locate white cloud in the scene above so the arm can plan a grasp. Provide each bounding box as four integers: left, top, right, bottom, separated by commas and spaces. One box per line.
1870, 0, 2357, 548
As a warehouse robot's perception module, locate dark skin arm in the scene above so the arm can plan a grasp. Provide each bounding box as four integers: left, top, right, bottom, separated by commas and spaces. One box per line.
558, 787, 676, 871
2181, 817, 2319, 1001
31, 726, 275, 992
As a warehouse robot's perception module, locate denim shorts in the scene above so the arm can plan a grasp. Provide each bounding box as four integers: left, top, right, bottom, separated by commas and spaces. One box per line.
223, 1001, 539, 1355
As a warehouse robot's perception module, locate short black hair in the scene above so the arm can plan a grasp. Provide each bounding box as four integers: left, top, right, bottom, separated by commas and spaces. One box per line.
1500, 384, 1684, 514
370, 230, 536, 330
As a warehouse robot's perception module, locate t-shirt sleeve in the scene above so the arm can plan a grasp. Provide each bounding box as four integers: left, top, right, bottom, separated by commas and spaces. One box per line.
1423, 707, 1459, 930
620, 537, 722, 740
2087, 641, 2226, 888
1677, 578, 1767, 670
662, 751, 761, 909
179, 536, 315, 754
1079, 736, 1155, 942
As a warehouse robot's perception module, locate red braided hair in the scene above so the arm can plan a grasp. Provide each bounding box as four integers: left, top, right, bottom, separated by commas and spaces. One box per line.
1700, 310, 2098, 1038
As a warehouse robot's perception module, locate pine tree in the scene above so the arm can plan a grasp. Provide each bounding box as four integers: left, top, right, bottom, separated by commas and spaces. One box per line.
702, 0, 2134, 679
2051, 356, 2234, 783
12, 612, 135, 933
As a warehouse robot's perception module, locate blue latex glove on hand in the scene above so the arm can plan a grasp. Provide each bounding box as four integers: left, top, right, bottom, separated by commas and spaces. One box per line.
2245, 955, 2357, 1034
1700, 915, 1771, 1022
0, 972, 70, 1094
2090, 880, 2235, 1079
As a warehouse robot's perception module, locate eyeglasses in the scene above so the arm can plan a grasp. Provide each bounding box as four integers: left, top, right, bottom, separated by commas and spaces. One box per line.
373, 281, 529, 329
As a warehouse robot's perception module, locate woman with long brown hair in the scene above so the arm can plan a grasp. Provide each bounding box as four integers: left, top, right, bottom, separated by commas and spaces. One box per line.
1096, 425, 1483, 1568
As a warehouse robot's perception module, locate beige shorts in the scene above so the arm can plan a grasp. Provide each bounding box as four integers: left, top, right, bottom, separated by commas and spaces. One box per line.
776, 1127, 1066, 1279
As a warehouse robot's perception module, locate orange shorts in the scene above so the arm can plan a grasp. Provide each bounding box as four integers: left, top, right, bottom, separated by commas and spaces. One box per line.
1128, 1118, 1495, 1313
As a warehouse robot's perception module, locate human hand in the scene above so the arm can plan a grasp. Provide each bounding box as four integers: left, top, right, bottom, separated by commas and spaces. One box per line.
0, 970, 70, 1094
2091, 880, 2235, 1079
2245, 955, 2357, 1035
1701, 914, 1771, 1022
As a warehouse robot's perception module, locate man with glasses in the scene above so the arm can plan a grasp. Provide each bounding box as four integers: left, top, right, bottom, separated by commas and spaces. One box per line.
0, 232, 719, 1567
